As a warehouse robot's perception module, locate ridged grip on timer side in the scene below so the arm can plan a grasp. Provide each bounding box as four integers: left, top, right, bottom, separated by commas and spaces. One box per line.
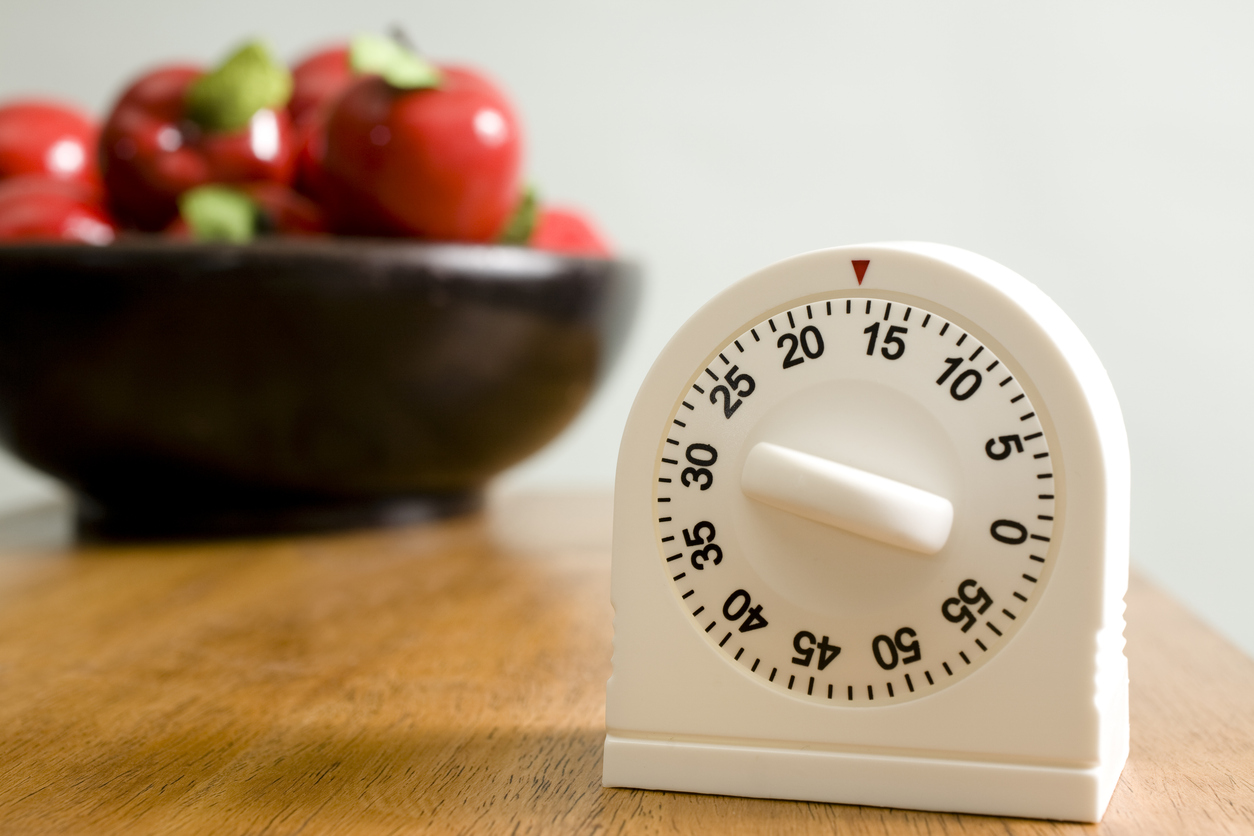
605, 243, 1129, 821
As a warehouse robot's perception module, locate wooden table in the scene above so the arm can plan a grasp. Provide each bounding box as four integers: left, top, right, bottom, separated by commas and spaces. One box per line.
1, 493, 1251, 835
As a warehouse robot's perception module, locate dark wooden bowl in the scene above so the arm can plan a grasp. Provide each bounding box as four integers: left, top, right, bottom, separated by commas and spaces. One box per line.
0, 238, 638, 538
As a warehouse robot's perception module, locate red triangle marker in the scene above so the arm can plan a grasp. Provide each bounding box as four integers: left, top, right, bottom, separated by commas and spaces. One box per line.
852, 260, 870, 285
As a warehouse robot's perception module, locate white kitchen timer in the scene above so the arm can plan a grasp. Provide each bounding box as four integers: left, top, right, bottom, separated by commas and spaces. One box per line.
603, 243, 1129, 822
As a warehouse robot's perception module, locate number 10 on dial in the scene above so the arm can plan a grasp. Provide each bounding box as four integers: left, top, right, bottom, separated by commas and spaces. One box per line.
604, 243, 1129, 822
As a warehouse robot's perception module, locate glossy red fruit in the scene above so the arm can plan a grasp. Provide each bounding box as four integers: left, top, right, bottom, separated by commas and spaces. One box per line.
288, 45, 352, 126
238, 182, 327, 234
530, 207, 611, 257
0, 100, 100, 185
100, 64, 296, 231
320, 66, 523, 241
0, 175, 116, 244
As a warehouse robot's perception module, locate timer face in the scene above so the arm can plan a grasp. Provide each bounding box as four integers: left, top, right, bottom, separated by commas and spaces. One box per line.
655, 294, 1063, 706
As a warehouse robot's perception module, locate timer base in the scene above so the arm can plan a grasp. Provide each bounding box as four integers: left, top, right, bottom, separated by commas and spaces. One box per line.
603, 733, 1125, 823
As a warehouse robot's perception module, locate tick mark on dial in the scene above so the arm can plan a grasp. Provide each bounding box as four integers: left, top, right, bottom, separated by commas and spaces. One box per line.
769, 668, 777, 682
806, 305, 813, 319
868, 685, 875, 700
922, 313, 931, 327
887, 682, 895, 697
661, 458, 677, 465
1034, 452, 1049, 459
769, 319, 777, 333
786, 311, 795, 328
682, 589, 694, 599
719, 353, 729, 364
1030, 555, 1045, 562
940, 322, 950, 336
1020, 411, 1035, 421
672, 572, 686, 581
905, 673, 914, 692
751, 329, 760, 341
809, 677, 815, 695
1024, 431, 1043, 441
1000, 376, 1013, 386
661, 534, 674, 541
959, 652, 971, 664
681, 401, 694, 410
986, 360, 1000, 372
827, 683, 833, 699
826, 301, 832, 315
925, 671, 934, 685
846, 300, 852, 314
987, 622, 1003, 636
666, 553, 682, 562
658, 516, 671, 522
1038, 514, 1054, 521
1010, 393, 1025, 403
1039, 494, 1054, 500
666, 438, 679, 445
720, 632, 732, 647
704, 368, 719, 381
787, 674, 794, 689
658, 478, 672, 484
735, 648, 744, 660
848, 685, 854, 700
1037, 473, 1053, 480
672, 419, 686, 427
1014, 592, 1028, 602
657, 497, 670, 503
1031, 534, 1050, 542
692, 384, 705, 394
751, 659, 760, 672
1024, 574, 1038, 583
956, 333, 968, 346
943, 663, 953, 676
904, 307, 912, 321
883, 302, 892, 320
1003, 609, 1017, 620
975, 639, 988, 651
865, 300, 872, 314
968, 345, 983, 360
692, 606, 703, 616
735, 340, 744, 352
706, 621, 717, 632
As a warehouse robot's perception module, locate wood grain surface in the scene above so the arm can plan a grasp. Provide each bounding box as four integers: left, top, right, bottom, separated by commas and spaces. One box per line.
0, 494, 1250, 835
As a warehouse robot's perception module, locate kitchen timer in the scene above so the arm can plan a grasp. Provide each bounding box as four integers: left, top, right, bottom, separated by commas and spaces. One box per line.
603, 243, 1129, 822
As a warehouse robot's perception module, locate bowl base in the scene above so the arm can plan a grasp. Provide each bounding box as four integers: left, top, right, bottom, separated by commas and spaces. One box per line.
76, 491, 483, 541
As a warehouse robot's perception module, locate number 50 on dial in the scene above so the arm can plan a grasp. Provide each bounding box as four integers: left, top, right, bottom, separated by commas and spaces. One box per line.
604, 243, 1129, 823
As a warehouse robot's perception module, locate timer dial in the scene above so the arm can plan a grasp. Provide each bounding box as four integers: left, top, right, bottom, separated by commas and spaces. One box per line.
656, 296, 1061, 705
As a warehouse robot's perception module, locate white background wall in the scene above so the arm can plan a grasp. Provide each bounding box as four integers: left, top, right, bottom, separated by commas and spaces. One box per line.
2, 1, 1252, 656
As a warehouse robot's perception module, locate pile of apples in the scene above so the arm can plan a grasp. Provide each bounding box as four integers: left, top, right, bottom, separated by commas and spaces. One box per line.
0, 36, 610, 256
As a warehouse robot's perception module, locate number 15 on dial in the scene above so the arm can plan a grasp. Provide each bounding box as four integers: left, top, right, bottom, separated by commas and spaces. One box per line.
604, 243, 1129, 822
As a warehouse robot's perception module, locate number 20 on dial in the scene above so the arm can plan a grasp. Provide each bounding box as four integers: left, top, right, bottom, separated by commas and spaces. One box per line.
604, 243, 1130, 823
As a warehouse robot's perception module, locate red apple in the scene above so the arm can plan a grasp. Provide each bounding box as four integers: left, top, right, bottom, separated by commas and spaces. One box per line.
320, 63, 523, 241
288, 45, 353, 126
0, 99, 100, 185
99, 42, 296, 230
530, 206, 611, 257
0, 174, 116, 244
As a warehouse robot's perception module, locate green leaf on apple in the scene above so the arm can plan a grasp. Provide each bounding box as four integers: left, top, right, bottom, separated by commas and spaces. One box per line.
350, 34, 441, 90
179, 185, 258, 243
499, 185, 538, 245
185, 41, 293, 132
